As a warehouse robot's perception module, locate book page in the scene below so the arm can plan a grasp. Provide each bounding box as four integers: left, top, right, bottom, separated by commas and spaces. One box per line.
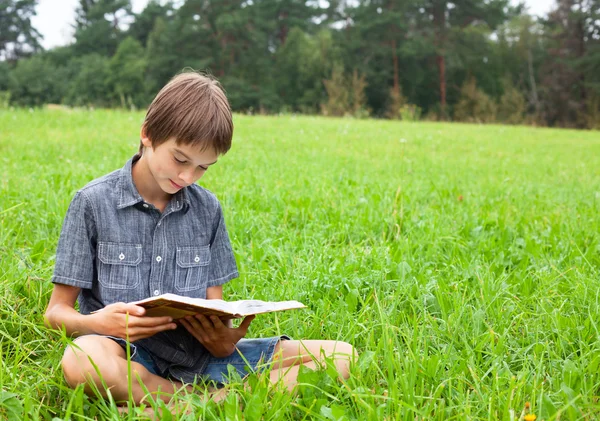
231, 300, 306, 315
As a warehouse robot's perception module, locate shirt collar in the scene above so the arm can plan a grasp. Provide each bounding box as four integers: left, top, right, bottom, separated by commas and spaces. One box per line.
116, 155, 191, 211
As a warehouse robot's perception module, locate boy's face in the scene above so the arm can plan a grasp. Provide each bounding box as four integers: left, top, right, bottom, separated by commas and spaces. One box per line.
140, 135, 219, 195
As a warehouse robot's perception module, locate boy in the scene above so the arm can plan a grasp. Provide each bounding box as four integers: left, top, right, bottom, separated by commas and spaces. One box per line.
44, 72, 354, 404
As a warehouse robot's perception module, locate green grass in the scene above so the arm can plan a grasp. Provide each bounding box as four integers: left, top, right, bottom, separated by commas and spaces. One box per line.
2, 109, 600, 420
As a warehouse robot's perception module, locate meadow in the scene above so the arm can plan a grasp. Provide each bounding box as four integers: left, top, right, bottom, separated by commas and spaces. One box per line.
1, 109, 600, 420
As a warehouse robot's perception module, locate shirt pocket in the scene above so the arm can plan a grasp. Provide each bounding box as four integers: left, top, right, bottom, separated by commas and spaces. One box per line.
175, 246, 211, 292
97, 242, 142, 290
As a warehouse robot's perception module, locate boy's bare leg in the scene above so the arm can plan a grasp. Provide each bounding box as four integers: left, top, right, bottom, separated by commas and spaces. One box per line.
61, 335, 227, 404
268, 340, 356, 390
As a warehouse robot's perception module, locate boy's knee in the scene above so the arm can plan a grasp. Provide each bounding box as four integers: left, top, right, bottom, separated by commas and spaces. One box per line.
61, 336, 122, 388
326, 340, 356, 360
329, 341, 356, 379
340, 341, 358, 360
62, 341, 90, 387
60, 337, 93, 387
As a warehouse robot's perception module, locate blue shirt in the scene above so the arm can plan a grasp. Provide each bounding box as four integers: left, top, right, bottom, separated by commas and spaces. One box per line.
51, 155, 239, 381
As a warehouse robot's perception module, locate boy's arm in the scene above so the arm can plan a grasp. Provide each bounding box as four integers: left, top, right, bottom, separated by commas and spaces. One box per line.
44, 283, 177, 340
45, 284, 94, 336
206, 285, 231, 328
206, 285, 223, 299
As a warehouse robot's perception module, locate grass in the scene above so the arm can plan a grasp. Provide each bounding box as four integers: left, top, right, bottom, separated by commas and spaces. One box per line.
1, 108, 600, 420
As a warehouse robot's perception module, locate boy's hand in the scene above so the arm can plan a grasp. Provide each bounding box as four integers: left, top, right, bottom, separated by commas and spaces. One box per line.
90, 302, 177, 342
180, 314, 255, 358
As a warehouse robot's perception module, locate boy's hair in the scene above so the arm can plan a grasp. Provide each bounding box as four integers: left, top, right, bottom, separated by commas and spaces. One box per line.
141, 71, 233, 155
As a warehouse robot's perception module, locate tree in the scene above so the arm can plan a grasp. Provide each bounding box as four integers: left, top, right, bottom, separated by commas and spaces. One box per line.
108, 36, 147, 108
275, 28, 337, 113
341, 0, 425, 116
65, 54, 112, 107
541, 0, 584, 127
453, 77, 497, 123
73, 0, 133, 56
145, 16, 180, 97
322, 64, 349, 116
8, 54, 64, 106
498, 77, 526, 124
496, 15, 546, 120
417, 0, 511, 119
0, 0, 42, 61
127, 0, 172, 47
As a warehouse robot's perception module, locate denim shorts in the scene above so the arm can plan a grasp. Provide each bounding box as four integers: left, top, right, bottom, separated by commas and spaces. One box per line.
112, 336, 289, 385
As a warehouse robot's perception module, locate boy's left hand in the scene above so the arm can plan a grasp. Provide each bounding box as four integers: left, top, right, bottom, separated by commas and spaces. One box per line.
180, 314, 255, 358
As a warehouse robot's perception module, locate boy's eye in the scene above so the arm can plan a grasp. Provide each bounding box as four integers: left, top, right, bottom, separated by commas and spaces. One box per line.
199, 166, 208, 171
174, 157, 186, 164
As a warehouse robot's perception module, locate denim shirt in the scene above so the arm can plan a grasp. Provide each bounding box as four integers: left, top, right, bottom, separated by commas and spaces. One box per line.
51, 155, 239, 382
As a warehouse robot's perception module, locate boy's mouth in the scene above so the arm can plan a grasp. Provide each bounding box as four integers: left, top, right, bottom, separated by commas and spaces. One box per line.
170, 179, 184, 189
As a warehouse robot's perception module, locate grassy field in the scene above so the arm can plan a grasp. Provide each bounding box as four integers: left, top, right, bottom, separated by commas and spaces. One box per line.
1, 109, 600, 420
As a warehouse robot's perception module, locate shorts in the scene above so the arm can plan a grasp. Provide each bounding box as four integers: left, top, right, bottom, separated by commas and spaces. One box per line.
108, 335, 290, 385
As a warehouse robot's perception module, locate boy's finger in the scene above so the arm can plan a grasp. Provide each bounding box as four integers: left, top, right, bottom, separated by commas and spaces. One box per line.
130, 315, 174, 327
131, 322, 178, 340
239, 315, 255, 330
184, 316, 206, 333
194, 314, 214, 331
180, 318, 206, 341
209, 315, 226, 329
111, 303, 145, 316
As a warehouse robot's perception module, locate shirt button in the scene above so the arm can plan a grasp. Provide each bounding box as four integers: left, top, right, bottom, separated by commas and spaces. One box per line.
143, 203, 149, 208
154, 290, 160, 296
119, 253, 125, 260
156, 256, 162, 262
194, 256, 200, 263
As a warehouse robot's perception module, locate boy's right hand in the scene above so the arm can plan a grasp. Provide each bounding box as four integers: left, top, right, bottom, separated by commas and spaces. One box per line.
89, 302, 177, 342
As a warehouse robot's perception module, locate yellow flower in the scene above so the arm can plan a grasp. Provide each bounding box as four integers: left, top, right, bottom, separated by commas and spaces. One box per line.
524, 415, 537, 421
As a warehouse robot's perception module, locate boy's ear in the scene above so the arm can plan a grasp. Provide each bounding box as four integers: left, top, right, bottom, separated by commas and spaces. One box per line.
140, 126, 152, 148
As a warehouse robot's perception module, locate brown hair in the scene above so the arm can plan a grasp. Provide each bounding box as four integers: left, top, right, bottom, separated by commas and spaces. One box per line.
141, 71, 233, 154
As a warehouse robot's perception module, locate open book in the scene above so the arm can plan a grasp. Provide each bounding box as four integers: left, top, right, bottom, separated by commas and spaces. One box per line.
132, 293, 307, 320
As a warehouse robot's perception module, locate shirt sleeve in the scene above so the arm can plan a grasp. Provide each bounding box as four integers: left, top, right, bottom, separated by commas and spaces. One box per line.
206, 202, 239, 287
51, 190, 97, 289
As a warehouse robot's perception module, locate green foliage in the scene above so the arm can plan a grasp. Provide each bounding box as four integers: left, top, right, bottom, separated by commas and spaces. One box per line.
321, 65, 369, 118
73, 0, 132, 56
66, 54, 112, 107
350, 70, 369, 118
275, 28, 334, 113
7, 54, 65, 106
108, 36, 148, 108
144, 16, 182, 97
386, 87, 422, 121
0, 91, 10, 108
127, 0, 172, 48
0, 61, 10, 91
0, 0, 42, 60
454, 77, 497, 123
399, 104, 422, 121
1, 0, 599, 127
385, 86, 405, 120
321, 64, 349, 117
583, 94, 600, 130
498, 78, 526, 125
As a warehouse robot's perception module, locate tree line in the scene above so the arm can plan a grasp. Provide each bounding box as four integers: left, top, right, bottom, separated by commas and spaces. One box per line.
1, 0, 599, 129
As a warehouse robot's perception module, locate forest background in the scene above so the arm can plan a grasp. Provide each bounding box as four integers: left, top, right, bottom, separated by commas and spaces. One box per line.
2, 0, 600, 129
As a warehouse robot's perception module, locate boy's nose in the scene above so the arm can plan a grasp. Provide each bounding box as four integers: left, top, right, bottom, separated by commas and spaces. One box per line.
179, 169, 196, 185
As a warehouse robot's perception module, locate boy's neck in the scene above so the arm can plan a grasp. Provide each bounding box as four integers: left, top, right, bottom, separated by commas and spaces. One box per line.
131, 155, 172, 211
